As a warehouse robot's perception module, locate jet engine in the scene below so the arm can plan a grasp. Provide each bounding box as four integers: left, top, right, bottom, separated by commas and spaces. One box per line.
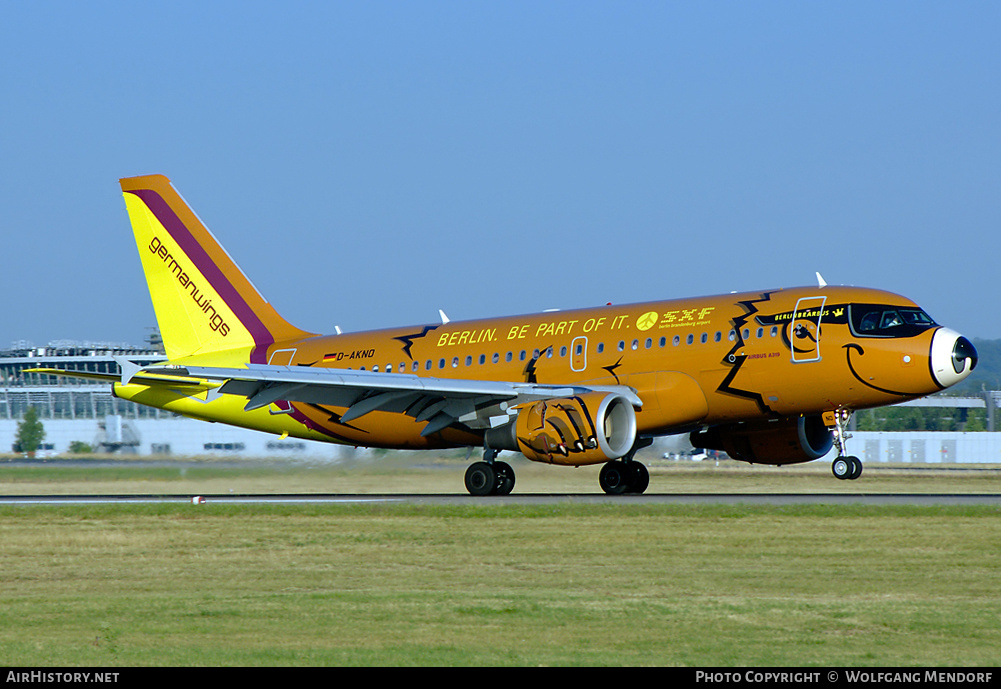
690, 415, 833, 465
485, 392, 637, 466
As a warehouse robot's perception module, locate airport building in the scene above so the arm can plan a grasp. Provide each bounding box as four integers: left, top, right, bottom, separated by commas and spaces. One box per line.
0, 340, 344, 460
1, 340, 998, 463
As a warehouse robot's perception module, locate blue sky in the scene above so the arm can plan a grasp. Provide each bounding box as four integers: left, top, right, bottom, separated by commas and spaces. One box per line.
2, 1, 999, 347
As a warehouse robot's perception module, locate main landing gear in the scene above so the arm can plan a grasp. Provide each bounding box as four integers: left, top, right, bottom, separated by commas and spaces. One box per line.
463, 439, 655, 496
830, 409, 863, 481
598, 460, 649, 495
598, 437, 653, 495
464, 448, 516, 496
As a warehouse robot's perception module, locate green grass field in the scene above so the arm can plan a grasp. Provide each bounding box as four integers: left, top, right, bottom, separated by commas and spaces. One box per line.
3, 451, 1001, 495
1, 457, 999, 666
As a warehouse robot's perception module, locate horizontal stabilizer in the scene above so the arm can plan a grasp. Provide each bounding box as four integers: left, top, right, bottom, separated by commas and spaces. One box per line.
24, 367, 215, 391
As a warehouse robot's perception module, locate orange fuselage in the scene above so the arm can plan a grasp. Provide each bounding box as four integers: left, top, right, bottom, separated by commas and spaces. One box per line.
262, 285, 946, 449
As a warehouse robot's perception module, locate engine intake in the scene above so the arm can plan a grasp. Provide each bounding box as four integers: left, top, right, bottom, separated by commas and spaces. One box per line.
691, 415, 833, 465
486, 392, 637, 466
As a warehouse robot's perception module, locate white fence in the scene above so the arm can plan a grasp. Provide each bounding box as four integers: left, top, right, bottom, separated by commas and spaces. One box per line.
2, 416, 1000, 464
828, 432, 1001, 465
0, 417, 347, 461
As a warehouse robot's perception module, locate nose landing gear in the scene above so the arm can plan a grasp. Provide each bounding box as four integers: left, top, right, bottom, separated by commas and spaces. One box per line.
832, 454, 863, 480
830, 409, 863, 481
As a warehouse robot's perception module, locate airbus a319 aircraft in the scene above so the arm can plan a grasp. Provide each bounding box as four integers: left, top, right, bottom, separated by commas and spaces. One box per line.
31, 175, 979, 495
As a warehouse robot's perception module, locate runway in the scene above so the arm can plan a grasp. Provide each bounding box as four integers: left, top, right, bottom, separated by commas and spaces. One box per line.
3, 492, 1000, 506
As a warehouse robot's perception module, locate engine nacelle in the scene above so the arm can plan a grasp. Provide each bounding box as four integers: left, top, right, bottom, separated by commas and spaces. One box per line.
486, 392, 637, 466
690, 415, 833, 466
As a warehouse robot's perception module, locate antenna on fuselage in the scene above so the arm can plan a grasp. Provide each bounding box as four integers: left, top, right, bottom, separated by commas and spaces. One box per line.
816, 272, 828, 288
438, 309, 450, 324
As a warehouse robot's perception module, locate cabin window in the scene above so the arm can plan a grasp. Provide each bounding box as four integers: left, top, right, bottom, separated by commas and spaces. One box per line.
631, 339, 639, 350
597, 343, 605, 353
492, 353, 499, 363
372, 365, 379, 372
729, 329, 736, 342
425, 360, 432, 371
673, 335, 680, 346
479, 354, 486, 365
465, 355, 472, 366
645, 338, 652, 349
771, 326, 778, 337
700, 332, 708, 344
714, 331, 722, 343
560, 346, 567, 357
413, 361, 419, 372
618, 341, 625, 352
438, 358, 446, 369
546, 347, 554, 358
519, 350, 526, 361
505, 352, 513, 362
756, 327, 763, 338
575, 343, 583, 355
452, 357, 459, 368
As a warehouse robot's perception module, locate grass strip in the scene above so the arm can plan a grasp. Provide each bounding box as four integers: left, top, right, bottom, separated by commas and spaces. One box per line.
0, 503, 998, 666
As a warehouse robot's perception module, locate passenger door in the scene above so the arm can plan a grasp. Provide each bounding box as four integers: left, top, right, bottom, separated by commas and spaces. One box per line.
790, 297, 825, 363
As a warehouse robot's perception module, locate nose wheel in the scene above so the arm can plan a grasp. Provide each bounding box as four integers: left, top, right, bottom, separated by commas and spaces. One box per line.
832, 455, 863, 480
830, 409, 863, 481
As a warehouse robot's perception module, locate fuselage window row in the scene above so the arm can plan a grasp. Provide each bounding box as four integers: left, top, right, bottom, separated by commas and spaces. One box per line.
367, 325, 781, 373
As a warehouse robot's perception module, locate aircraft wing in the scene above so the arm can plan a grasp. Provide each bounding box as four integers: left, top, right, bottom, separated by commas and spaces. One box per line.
145, 363, 643, 436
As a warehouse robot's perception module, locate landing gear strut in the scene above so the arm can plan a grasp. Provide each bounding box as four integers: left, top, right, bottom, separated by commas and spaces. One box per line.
830, 409, 863, 481
464, 448, 516, 496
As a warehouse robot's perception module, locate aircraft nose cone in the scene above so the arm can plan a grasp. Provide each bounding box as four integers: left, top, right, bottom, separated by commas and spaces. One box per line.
930, 328, 977, 388
953, 336, 978, 374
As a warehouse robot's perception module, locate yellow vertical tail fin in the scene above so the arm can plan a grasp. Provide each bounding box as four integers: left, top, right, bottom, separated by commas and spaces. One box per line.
120, 174, 314, 364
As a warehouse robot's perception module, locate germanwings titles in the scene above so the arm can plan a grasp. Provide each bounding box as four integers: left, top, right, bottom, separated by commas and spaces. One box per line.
31, 175, 979, 495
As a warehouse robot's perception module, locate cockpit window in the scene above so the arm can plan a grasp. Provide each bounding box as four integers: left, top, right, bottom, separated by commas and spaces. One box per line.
850, 304, 937, 338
